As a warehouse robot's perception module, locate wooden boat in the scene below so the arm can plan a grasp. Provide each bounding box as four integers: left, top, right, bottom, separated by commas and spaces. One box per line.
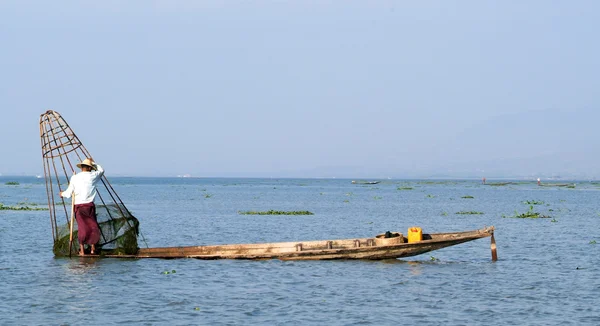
104, 226, 495, 260
351, 180, 380, 185
40, 110, 497, 261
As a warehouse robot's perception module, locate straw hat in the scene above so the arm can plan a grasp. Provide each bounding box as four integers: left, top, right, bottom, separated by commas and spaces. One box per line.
76, 158, 96, 170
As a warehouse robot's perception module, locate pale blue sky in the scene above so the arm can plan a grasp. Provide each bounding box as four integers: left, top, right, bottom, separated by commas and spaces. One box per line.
1, 1, 599, 178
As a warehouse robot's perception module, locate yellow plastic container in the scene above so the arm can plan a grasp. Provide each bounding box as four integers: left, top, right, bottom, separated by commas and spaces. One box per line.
408, 227, 423, 243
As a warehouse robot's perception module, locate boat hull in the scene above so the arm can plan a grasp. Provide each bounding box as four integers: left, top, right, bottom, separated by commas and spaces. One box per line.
104, 226, 494, 260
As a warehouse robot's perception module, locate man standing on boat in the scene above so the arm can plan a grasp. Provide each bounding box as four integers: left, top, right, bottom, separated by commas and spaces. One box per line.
60, 158, 104, 255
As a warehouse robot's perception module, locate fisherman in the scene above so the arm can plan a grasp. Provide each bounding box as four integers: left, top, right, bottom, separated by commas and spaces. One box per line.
60, 158, 104, 255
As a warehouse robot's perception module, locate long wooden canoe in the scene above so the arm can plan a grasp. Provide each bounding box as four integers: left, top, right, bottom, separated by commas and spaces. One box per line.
104, 226, 495, 260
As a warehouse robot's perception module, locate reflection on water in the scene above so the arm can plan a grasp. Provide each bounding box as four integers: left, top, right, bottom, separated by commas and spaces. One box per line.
63, 257, 102, 274
407, 261, 423, 276
1, 177, 600, 324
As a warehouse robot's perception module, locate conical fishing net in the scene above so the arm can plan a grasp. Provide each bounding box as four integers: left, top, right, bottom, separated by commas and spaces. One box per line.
40, 110, 142, 256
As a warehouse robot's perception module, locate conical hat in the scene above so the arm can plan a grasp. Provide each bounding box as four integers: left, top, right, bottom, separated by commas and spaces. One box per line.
76, 158, 96, 170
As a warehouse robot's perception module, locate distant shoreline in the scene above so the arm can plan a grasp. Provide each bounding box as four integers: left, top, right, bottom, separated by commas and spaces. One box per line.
0, 175, 596, 182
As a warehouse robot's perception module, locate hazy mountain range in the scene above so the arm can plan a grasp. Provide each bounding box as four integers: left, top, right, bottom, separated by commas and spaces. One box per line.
283, 108, 599, 179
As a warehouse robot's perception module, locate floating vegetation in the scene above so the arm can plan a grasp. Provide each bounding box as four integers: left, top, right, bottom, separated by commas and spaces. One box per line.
551, 219, 558, 223
441, 211, 448, 216
17, 201, 41, 206
455, 211, 484, 215
204, 194, 212, 198
539, 183, 576, 188
397, 187, 413, 190
430, 256, 438, 261
485, 182, 515, 186
343, 200, 349, 203
0, 203, 48, 211
373, 196, 383, 200
162, 270, 177, 275
5, 181, 19, 185
504, 205, 550, 219
523, 200, 545, 205
590, 240, 597, 245
425, 194, 435, 198
461, 195, 474, 199
238, 210, 314, 215
418, 181, 456, 185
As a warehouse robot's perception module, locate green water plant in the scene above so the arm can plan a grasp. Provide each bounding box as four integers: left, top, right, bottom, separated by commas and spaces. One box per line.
397, 187, 413, 190
0, 203, 48, 211
485, 182, 514, 186
523, 200, 544, 205
5, 181, 19, 185
590, 240, 597, 244
238, 210, 314, 215
504, 205, 549, 219
455, 211, 484, 215
461, 195, 474, 199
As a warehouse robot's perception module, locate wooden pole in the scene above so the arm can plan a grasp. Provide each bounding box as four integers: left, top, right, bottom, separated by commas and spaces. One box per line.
491, 233, 498, 261
68, 192, 75, 257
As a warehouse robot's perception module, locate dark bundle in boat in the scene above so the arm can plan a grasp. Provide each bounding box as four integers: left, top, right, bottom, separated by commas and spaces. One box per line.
40, 110, 140, 256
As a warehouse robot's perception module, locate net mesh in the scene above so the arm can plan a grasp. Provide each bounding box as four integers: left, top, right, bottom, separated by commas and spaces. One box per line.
53, 204, 140, 256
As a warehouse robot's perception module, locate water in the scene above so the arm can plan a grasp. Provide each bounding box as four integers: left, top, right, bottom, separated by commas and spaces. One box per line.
1, 176, 599, 325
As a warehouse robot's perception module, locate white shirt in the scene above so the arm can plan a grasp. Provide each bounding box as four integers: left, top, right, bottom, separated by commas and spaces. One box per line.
61, 164, 105, 204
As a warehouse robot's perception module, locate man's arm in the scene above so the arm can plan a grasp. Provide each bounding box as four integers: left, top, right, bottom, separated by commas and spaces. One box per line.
90, 158, 104, 178
60, 176, 75, 198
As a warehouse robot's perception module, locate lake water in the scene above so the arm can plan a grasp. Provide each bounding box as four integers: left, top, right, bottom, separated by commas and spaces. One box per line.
1, 176, 599, 325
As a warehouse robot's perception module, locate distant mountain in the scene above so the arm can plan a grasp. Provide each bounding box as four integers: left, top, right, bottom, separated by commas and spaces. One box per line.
424, 108, 599, 178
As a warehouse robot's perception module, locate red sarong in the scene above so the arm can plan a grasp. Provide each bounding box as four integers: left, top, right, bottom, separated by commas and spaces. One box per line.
75, 202, 101, 245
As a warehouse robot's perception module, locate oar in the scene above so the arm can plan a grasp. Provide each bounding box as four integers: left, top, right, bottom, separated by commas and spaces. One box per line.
491, 233, 498, 261
68, 192, 75, 257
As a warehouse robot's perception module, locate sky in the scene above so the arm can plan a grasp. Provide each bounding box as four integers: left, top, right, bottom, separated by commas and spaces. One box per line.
1, 1, 599, 178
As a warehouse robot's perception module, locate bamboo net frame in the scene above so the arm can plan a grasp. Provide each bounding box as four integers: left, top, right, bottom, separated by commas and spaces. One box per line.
39, 110, 144, 255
